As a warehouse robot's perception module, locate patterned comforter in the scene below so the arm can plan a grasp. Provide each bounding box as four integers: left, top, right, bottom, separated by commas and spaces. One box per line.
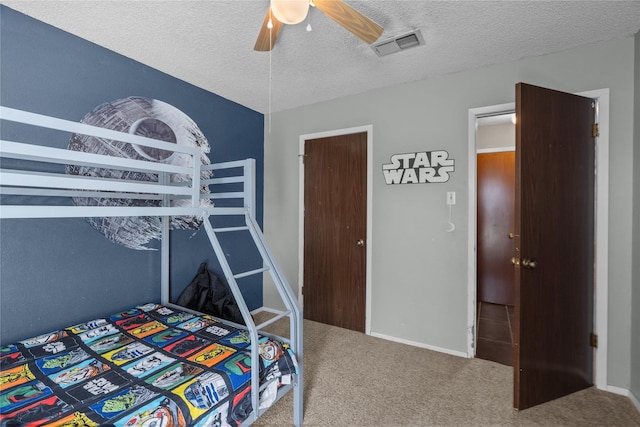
0, 303, 297, 426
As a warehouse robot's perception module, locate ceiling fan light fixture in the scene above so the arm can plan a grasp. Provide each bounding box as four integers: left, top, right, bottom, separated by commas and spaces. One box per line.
271, 0, 310, 25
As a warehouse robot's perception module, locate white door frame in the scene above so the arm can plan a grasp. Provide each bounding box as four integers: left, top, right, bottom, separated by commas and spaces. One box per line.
298, 125, 374, 334
467, 89, 610, 390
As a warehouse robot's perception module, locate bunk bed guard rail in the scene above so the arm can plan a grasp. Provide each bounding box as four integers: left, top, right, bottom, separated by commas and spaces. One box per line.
0, 106, 304, 426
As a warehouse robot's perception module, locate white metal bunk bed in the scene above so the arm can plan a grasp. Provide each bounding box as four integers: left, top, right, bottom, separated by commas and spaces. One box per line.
0, 106, 303, 426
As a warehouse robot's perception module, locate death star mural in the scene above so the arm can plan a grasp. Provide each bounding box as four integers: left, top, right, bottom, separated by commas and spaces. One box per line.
66, 97, 212, 250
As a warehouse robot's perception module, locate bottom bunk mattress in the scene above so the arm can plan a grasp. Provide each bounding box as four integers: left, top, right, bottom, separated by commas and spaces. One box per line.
0, 303, 297, 426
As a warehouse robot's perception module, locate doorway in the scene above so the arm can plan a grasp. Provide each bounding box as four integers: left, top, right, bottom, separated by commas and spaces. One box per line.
475, 114, 516, 366
298, 125, 373, 334
467, 88, 610, 395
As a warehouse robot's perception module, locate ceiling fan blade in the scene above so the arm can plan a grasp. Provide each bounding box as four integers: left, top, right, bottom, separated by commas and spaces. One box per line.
254, 7, 283, 51
313, 0, 383, 44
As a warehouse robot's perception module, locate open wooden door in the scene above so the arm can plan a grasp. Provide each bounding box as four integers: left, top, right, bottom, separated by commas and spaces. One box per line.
303, 132, 367, 332
513, 83, 596, 409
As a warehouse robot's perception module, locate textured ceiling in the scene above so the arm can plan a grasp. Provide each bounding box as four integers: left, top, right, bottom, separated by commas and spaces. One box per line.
3, 1, 640, 114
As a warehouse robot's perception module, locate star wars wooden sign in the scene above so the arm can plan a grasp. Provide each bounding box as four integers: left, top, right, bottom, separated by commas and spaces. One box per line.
382, 150, 455, 184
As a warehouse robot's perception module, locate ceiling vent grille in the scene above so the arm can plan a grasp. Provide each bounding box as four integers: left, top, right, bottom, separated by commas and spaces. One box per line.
372, 29, 425, 57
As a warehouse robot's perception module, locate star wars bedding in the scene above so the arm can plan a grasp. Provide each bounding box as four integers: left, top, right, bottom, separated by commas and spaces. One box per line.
0, 303, 297, 426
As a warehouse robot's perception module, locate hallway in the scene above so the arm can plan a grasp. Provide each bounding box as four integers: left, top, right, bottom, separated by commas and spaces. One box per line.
476, 301, 514, 366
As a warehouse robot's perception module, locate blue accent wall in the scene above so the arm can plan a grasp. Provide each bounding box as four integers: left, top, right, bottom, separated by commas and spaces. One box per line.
0, 6, 264, 345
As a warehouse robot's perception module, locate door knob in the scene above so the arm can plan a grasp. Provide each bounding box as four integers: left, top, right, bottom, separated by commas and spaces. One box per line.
508, 232, 519, 239
356, 239, 365, 247
511, 257, 520, 266
522, 258, 537, 269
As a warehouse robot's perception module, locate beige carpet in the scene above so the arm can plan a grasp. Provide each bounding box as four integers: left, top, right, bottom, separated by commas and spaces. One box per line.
253, 316, 640, 427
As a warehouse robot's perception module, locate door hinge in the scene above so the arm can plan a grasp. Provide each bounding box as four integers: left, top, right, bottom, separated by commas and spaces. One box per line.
590, 332, 598, 348
592, 123, 599, 138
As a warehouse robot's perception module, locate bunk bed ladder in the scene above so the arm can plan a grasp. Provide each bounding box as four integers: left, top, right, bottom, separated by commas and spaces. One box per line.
201, 211, 304, 427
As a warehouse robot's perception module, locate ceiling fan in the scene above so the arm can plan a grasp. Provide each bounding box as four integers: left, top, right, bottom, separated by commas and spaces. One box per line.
254, 0, 384, 51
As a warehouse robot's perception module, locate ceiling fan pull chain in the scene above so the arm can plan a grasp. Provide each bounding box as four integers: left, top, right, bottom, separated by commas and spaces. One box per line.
266, 6, 272, 133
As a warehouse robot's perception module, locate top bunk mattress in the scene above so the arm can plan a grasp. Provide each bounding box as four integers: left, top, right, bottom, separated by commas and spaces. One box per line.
0, 303, 297, 426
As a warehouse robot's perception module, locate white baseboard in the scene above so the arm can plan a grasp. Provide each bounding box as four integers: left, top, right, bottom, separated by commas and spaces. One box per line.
605, 385, 630, 396
629, 389, 640, 412
370, 331, 468, 358
602, 385, 640, 413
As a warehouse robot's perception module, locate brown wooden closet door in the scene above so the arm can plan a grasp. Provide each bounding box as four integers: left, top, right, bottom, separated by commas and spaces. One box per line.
303, 132, 367, 332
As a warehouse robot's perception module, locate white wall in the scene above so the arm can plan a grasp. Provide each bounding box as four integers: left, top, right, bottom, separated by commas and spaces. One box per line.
263, 36, 636, 389
631, 29, 640, 405
477, 122, 515, 150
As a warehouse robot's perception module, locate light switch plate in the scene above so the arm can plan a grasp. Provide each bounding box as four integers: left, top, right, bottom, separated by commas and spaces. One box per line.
447, 191, 456, 205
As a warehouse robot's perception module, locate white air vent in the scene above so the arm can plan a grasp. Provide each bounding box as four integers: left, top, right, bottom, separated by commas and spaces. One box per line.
372, 29, 425, 57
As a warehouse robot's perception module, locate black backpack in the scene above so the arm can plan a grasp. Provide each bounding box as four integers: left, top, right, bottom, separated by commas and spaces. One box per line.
175, 263, 245, 325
